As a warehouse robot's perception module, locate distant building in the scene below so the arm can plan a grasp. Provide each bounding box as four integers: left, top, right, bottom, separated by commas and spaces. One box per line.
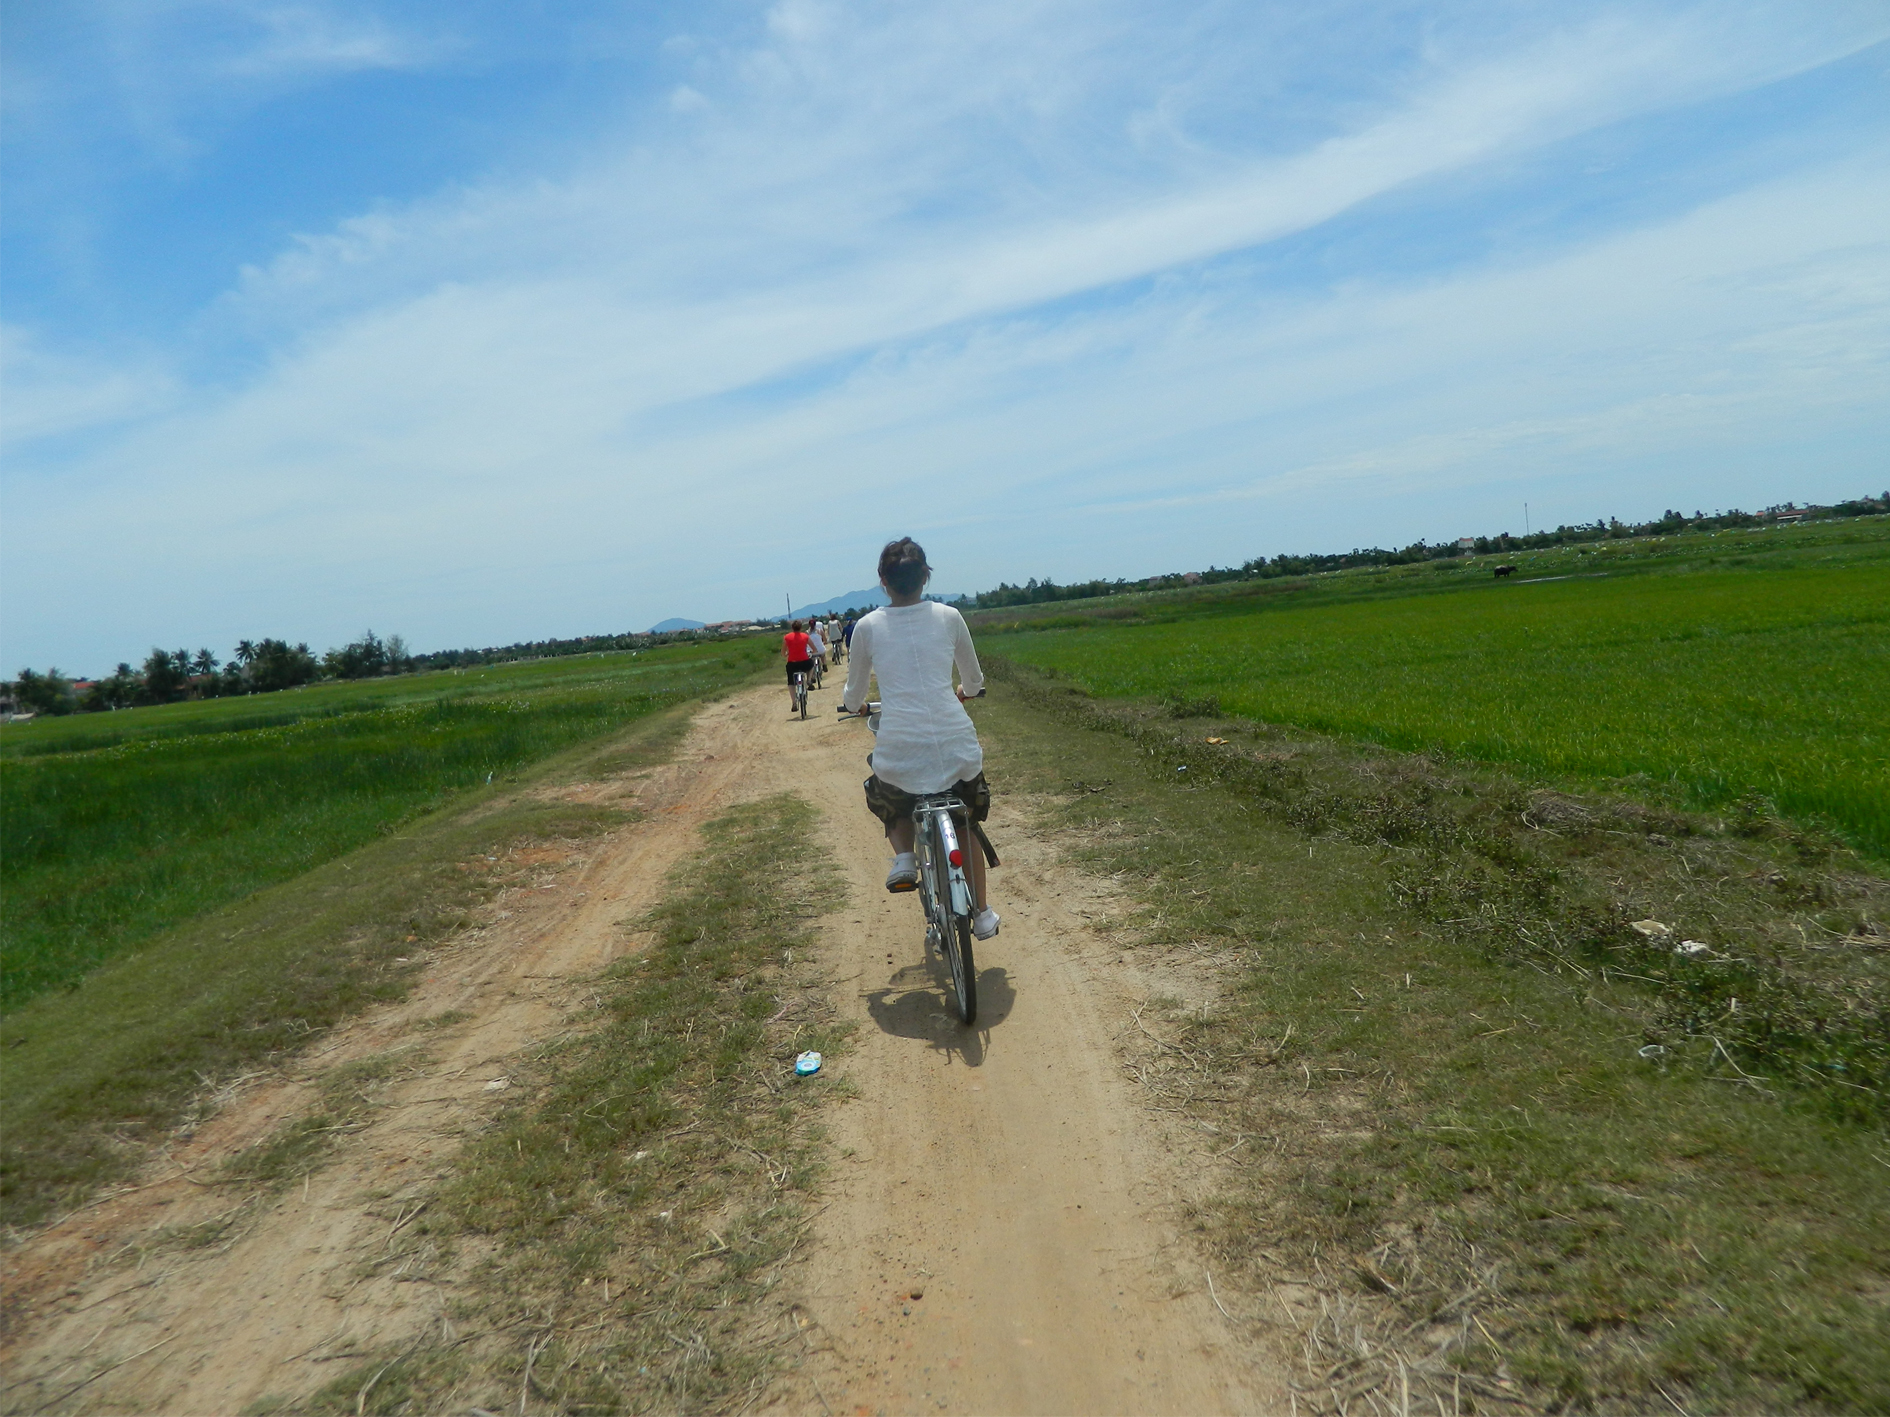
1458, 537, 1476, 551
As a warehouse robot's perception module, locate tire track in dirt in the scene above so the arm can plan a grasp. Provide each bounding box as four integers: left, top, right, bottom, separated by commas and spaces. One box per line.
3, 681, 1289, 1414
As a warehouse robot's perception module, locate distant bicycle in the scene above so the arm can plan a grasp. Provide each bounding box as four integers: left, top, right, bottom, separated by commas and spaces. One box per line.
839, 696, 995, 1024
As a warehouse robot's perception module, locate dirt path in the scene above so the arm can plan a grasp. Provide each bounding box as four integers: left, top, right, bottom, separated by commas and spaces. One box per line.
754, 683, 1285, 1416
2, 680, 1287, 1414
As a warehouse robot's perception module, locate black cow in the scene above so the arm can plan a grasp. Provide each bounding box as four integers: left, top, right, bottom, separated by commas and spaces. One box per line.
1493, 565, 1517, 578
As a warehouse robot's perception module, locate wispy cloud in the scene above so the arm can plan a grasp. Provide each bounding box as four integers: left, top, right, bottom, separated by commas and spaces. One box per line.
0, 327, 179, 447
3, 2, 1886, 667
3, 0, 453, 170
206, 4, 1887, 415
216, 2, 443, 79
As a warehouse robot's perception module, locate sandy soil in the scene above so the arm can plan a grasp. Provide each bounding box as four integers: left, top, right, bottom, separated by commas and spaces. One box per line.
1, 679, 1288, 1415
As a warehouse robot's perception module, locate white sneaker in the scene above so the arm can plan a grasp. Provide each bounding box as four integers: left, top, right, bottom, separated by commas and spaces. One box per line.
885, 853, 918, 893
972, 908, 1000, 940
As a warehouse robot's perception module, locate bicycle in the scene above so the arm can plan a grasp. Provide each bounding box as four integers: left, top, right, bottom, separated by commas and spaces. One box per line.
790, 669, 809, 720
839, 696, 996, 1025
912, 787, 981, 1024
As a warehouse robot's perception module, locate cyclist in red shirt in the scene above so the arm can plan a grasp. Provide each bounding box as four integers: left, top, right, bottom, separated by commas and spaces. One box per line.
782, 620, 814, 714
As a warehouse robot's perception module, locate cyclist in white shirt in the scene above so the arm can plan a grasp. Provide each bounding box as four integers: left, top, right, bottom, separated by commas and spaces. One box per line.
807, 621, 828, 682
842, 537, 999, 940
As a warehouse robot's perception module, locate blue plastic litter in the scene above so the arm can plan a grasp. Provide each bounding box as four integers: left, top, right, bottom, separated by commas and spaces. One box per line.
794, 1051, 823, 1076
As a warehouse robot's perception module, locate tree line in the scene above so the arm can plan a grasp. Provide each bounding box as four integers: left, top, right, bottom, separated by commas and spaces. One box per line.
6, 631, 408, 717
11, 490, 1882, 717
962, 491, 1889, 610
4, 621, 727, 718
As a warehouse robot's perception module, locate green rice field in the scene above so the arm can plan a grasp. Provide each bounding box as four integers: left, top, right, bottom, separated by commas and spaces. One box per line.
985, 526, 1890, 858
0, 641, 769, 1009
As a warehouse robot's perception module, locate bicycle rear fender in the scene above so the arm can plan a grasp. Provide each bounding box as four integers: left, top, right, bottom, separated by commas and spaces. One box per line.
936, 812, 974, 917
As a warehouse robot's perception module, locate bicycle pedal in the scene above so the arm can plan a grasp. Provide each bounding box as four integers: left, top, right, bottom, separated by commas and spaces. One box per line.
886, 881, 918, 894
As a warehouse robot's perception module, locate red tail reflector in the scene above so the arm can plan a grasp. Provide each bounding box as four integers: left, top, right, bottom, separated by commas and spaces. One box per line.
948, 848, 964, 867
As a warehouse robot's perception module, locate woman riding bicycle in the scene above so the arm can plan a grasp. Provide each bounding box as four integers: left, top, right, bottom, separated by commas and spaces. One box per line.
842, 538, 999, 940
782, 620, 814, 715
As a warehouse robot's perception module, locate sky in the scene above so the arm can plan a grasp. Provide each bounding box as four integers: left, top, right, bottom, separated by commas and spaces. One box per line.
3, 1, 1886, 673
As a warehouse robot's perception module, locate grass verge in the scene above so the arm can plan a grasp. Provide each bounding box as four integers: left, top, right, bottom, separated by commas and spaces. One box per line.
0, 699, 717, 1230
283, 794, 849, 1417
977, 659, 1890, 1414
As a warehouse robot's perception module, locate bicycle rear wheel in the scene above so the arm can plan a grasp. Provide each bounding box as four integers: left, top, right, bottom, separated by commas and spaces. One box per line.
945, 912, 977, 1025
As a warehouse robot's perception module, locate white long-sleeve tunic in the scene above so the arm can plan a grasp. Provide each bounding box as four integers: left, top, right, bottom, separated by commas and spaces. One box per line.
842, 601, 985, 793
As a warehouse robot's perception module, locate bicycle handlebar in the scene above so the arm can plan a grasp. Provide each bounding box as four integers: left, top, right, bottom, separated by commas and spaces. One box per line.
835, 688, 984, 717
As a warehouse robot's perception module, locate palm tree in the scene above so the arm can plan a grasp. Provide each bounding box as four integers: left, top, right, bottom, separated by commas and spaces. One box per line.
234, 639, 257, 668
192, 648, 219, 676
143, 648, 185, 703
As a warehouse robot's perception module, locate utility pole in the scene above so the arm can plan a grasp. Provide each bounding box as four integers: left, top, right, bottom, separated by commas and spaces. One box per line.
1525, 502, 1530, 536
785, 592, 791, 622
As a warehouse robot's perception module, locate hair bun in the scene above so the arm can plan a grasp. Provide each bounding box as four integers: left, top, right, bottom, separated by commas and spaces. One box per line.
878, 537, 931, 597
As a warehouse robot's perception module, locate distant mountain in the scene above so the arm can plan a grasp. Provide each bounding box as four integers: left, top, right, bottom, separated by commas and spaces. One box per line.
648, 617, 706, 633
782, 587, 964, 621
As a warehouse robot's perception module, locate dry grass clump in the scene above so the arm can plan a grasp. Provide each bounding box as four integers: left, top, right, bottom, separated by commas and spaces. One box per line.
219, 1045, 434, 1191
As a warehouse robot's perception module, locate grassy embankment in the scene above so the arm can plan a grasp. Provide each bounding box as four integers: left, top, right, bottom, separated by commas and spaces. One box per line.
277, 797, 848, 1416
964, 520, 1888, 1413
1, 641, 771, 1226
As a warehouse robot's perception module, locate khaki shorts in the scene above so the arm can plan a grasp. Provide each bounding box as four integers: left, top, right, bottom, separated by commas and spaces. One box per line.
863, 772, 991, 828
